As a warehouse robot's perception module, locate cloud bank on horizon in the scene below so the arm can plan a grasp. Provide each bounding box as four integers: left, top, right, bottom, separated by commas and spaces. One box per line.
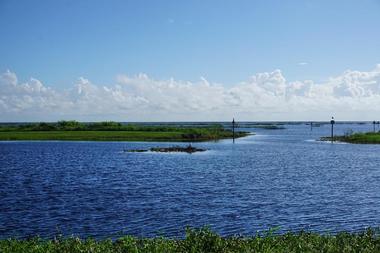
1, 65, 380, 122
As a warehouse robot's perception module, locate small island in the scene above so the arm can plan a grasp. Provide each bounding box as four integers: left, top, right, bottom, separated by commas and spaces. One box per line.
0, 121, 249, 142
321, 132, 380, 144
126, 145, 206, 154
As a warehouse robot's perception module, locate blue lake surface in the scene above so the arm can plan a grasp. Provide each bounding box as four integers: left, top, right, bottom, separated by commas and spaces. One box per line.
1, 123, 380, 239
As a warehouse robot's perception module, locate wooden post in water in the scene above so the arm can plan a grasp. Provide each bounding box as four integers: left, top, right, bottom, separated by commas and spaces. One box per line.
232, 118, 235, 143
310, 122, 313, 131
373, 121, 376, 132
330, 117, 335, 143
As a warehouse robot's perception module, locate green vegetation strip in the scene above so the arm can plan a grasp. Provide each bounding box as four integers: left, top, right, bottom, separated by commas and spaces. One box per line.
0, 131, 185, 141
1, 228, 380, 253
321, 132, 380, 144
0, 121, 248, 141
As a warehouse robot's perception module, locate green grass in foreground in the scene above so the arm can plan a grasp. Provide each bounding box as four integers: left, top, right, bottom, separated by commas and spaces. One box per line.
321, 132, 380, 144
2, 228, 380, 253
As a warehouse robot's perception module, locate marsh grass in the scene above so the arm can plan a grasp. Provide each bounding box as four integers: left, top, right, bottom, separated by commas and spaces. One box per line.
321, 132, 380, 144
1, 228, 380, 253
0, 121, 248, 141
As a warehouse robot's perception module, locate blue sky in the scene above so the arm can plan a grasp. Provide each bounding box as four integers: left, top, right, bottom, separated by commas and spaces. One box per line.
1, 0, 380, 121
1, 0, 379, 87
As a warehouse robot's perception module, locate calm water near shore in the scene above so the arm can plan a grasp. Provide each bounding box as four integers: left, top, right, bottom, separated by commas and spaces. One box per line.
1, 122, 380, 239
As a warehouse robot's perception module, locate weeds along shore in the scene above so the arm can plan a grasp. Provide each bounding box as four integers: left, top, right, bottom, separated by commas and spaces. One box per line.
1, 228, 380, 253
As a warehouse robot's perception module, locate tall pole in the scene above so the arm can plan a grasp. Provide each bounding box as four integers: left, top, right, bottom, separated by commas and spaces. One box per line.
373, 121, 376, 132
232, 118, 235, 143
331, 117, 335, 143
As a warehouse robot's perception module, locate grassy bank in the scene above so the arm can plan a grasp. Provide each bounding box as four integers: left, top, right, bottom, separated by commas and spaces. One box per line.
1, 228, 380, 253
321, 132, 380, 144
0, 121, 248, 142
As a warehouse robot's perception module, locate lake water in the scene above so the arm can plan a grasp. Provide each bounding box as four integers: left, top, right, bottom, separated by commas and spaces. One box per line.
1, 122, 380, 239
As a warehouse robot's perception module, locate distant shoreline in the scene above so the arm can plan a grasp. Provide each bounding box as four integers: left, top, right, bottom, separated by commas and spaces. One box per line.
0, 121, 249, 142
0, 130, 249, 142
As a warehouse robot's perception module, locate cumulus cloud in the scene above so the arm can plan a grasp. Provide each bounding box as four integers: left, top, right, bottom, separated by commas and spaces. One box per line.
1, 65, 380, 121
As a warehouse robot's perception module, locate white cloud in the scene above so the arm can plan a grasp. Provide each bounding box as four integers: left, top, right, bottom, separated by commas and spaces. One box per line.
298, 62, 308, 66
1, 65, 380, 121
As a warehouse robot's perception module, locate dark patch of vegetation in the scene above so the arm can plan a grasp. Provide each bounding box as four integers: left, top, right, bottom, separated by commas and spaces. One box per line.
127, 145, 206, 153
321, 131, 380, 144
0, 121, 249, 142
126, 149, 148, 152
2, 227, 380, 253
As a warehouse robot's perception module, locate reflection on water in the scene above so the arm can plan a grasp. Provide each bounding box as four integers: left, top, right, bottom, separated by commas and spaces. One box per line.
1, 123, 380, 239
